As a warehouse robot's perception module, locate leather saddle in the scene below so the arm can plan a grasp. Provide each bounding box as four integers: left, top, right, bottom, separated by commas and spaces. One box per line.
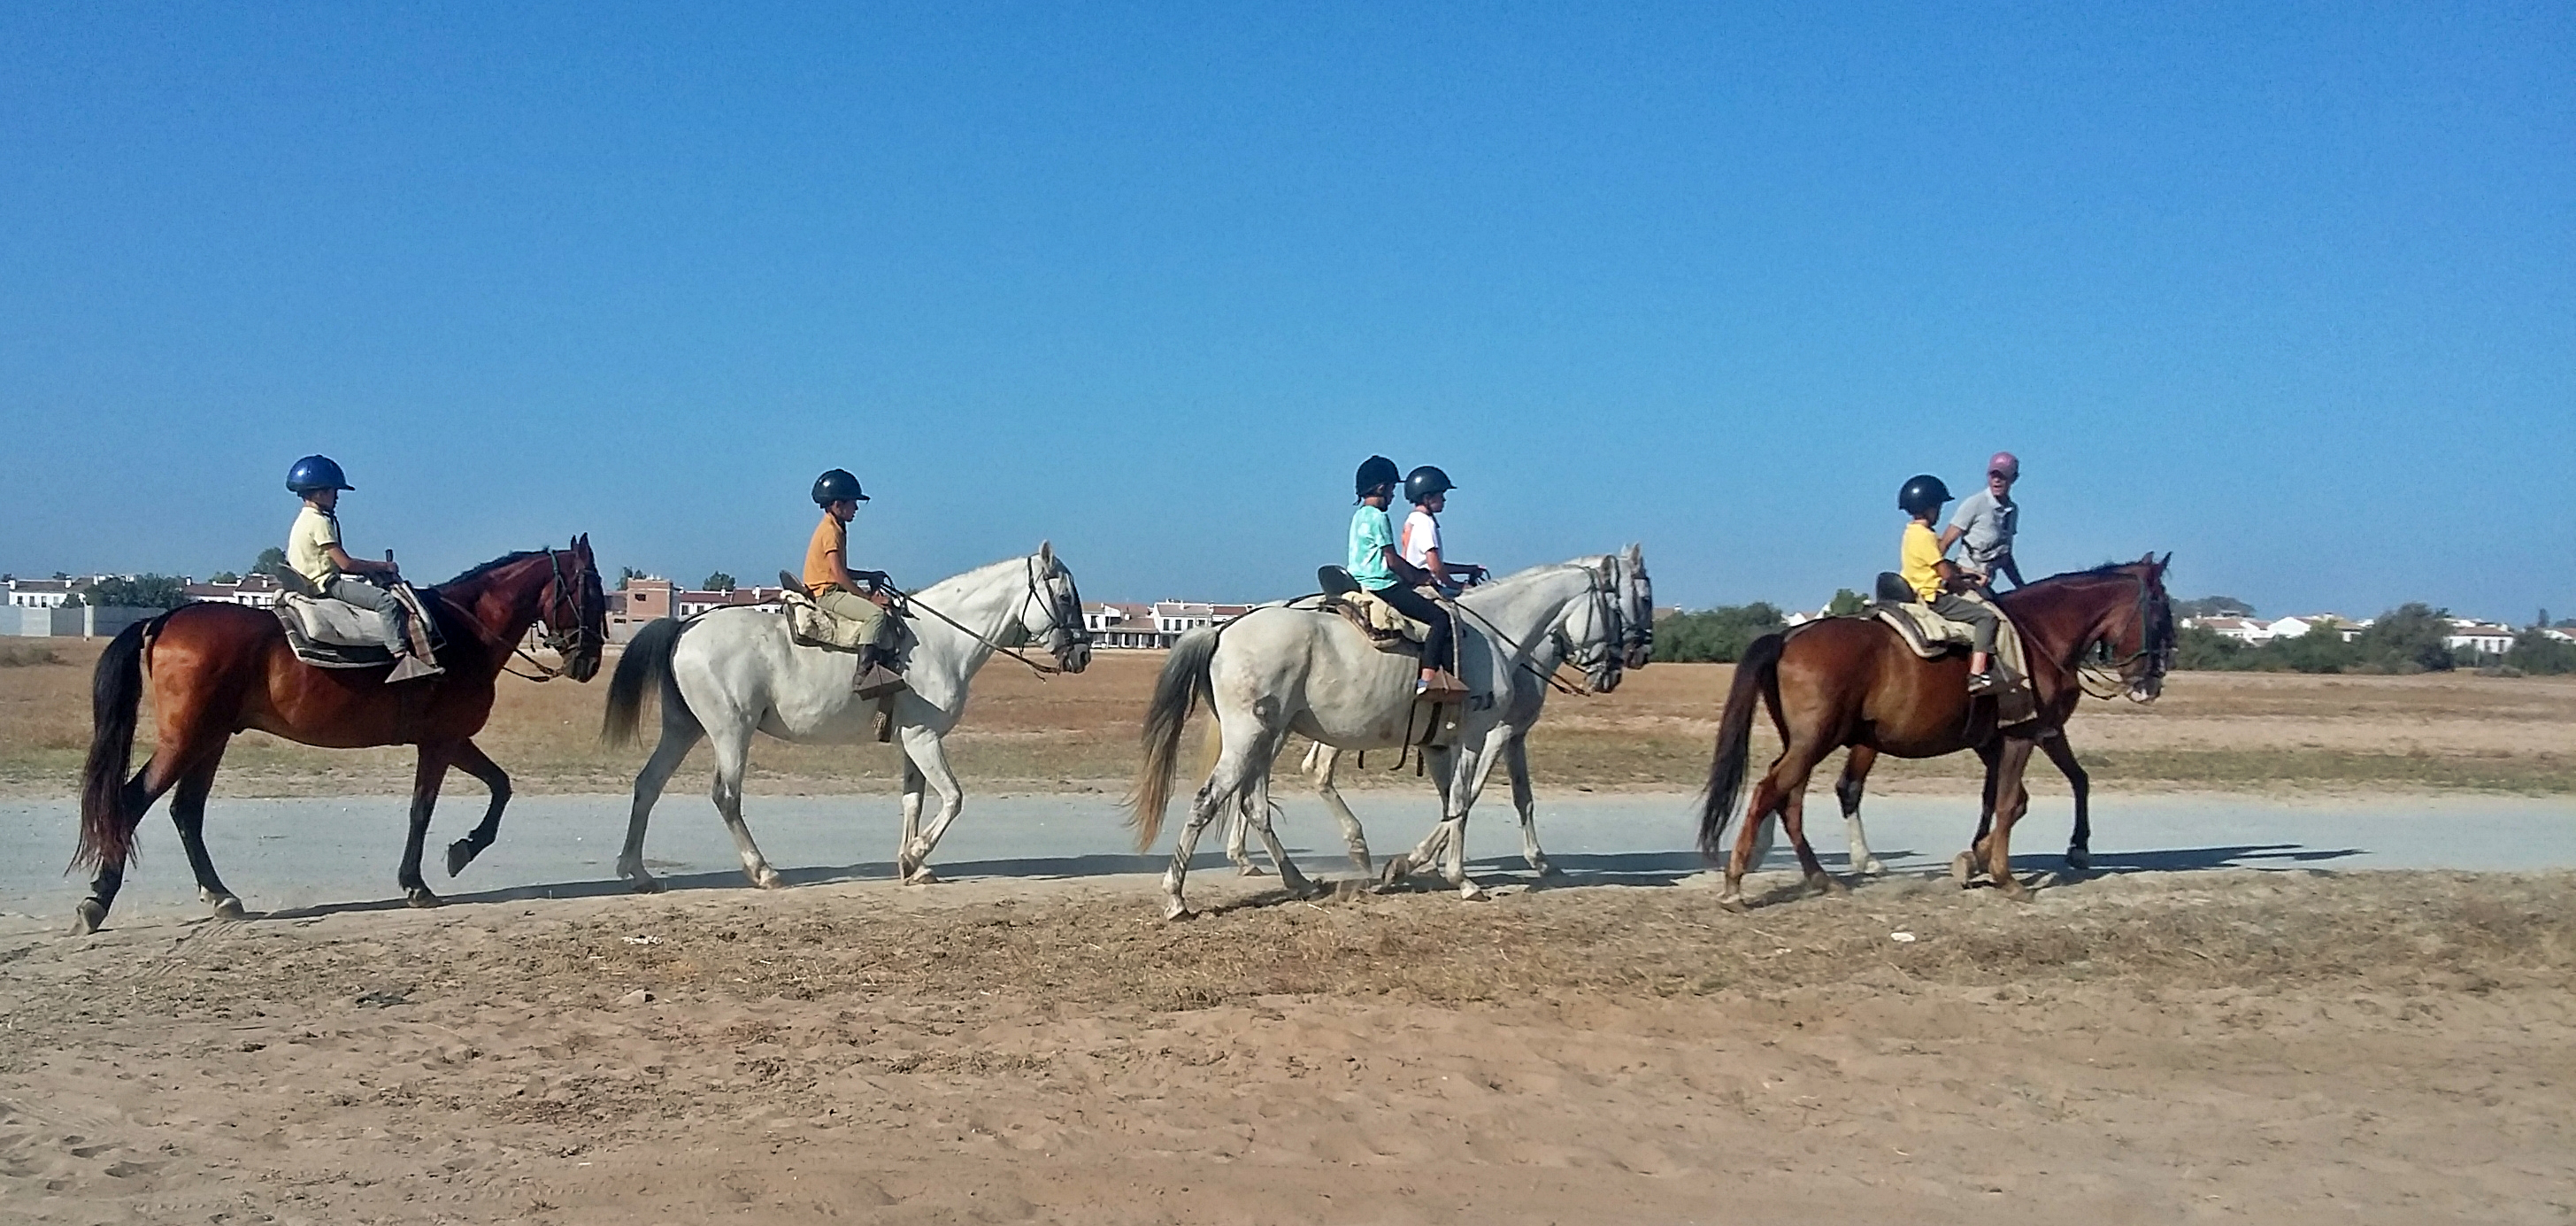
1312, 567, 1429, 655
775, 570, 902, 652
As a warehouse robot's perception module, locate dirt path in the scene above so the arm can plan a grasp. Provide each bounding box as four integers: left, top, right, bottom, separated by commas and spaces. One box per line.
5, 867, 2572, 1223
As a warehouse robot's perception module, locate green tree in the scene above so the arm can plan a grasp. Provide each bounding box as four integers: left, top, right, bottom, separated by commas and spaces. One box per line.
2505, 630, 2576, 675
1653, 603, 1787, 663
80, 574, 190, 609
2174, 595, 2255, 619
618, 567, 648, 590
703, 571, 736, 591
2172, 625, 2249, 670
2354, 603, 2455, 674
253, 546, 288, 577
210, 571, 241, 584
1826, 588, 1866, 616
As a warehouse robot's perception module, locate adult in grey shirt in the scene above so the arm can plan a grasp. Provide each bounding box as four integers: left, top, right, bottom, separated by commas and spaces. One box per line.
1941, 451, 2024, 588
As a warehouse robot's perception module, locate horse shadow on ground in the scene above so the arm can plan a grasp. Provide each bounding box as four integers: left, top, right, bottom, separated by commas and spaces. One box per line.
248, 844, 2372, 923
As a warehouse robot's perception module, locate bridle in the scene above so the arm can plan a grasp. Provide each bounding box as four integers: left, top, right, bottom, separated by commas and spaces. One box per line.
504, 547, 602, 683
886, 553, 1090, 678
1452, 563, 1624, 697
2075, 568, 2172, 702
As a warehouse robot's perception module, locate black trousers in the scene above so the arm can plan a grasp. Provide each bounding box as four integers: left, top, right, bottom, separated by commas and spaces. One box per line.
1370, 583, 1455, 672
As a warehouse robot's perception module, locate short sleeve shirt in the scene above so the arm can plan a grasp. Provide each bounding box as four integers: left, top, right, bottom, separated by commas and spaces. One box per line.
803, 513, 848, 594
1948, 490, 2018, 567
1901, 521, 1946, 602
1348, 505, 1398, 590
288, 505, 342, 589
1400, 509, 1442, 568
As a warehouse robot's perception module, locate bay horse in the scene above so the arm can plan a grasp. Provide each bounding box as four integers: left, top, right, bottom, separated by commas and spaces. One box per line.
70, 538, 607, 934
1696, 554, 2174, 908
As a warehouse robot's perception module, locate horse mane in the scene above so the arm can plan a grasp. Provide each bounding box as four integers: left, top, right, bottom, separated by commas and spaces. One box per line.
437, 550, 548, 588
2018, 559, 2149, 590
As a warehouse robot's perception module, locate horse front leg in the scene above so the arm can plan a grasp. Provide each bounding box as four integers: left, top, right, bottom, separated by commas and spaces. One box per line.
442, 739, 511, 878
1434, 729, 1512, 900
1380, 744, 1457, 886
896, 722, 966, 884
1503, 734, 1555, 877
2040, 730, 2093, 872
1832, 744, 1887, 876
401, 742, 457, 907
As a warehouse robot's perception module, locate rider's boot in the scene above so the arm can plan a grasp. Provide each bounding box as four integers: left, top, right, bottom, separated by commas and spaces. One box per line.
1965, 669, 2000, 696
852, 645, 908, 699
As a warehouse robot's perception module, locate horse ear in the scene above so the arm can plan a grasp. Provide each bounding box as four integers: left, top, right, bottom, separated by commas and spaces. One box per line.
1038, 539, 1054, 564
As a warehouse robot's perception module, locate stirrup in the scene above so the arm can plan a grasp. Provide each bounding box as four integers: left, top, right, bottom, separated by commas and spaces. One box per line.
1415, 671, 1469, 703
1965, 670, 1999, 696
387, 653, 443, 682
853, 665, 908, 699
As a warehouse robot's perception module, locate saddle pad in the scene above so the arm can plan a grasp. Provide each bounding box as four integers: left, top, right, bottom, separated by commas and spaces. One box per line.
273, 587, 443, 670
778, 589, 873, 652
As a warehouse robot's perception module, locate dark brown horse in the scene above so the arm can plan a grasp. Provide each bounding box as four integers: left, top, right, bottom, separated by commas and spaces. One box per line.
1696, 555, 2174, 907
70, 539, 607, 934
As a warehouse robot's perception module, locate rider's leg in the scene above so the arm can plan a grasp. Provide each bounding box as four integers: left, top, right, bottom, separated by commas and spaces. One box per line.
1372, 583, 1457, 686
327, 576, 408, 656
1930, 594, 2000, 681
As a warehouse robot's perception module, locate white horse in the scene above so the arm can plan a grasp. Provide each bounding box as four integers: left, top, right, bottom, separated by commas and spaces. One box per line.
601, 544, 1091, 889
1234, 544, 1654, 880
1129, 555, 1633, 919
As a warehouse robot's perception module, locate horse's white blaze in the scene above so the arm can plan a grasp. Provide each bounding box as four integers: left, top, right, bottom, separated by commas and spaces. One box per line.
616, 549, 1088, 888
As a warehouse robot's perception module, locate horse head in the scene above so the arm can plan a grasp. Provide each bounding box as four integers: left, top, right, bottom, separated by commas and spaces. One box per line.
1022, 541, 1093, 675
2118, 551, 2177, 703
1556, 556, 1628, 694
1615, 542, 1655, 671
546, 535, 609, 682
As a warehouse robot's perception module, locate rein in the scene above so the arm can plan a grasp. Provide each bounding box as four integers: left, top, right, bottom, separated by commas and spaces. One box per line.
501, 549, 597, 682
1446, 569, 1619, 698
888, 554, 1085, 678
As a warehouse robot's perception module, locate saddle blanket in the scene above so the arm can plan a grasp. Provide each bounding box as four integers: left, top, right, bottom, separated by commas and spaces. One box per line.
1296, 588, 1432, 655
777, 588, 873, 652
273, 584, 443, 671
1868, 595, 2039, 727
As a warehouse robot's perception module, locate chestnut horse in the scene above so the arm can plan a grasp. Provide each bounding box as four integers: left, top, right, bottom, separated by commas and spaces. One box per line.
1696, 555, 2174, 908
69, 539, 607, 934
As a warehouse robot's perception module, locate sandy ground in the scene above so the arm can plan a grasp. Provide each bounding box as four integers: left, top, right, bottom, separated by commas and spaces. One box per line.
4, 867, 2573, 1224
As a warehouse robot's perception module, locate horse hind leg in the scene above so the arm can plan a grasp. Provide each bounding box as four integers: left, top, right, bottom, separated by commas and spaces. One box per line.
72, 740, 204, 935
1241, 767, 1314, 899
1310, 744, 1373, 875
704, 721, 781, 890
616, 713, 704, 893
1777, 765, 1847, 899
1834, 745, 1888, 875
1163, 729, 1271, 921
1225, 794, 1263, 876
167, 744, 247, 920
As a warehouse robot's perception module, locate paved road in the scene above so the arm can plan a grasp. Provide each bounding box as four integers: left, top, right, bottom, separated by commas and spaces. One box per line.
4, 789, 2571, 927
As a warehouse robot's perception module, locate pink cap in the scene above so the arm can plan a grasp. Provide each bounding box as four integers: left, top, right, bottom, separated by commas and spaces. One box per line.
1987, 451, 2020, 479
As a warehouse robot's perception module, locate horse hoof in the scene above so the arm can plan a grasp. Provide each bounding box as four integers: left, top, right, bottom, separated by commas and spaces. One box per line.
209, 896, 249, 921
751, 870, 785, 891
1531, 860, 1561, 878
405, 888, 444, 909
1234, 864, 1268, 878
1860, 858, 1888, 877
627, 875, 665, 895
69, 899, 105, 936
2065, 847, 2092, 873
1379, 857, 1411, 884
1457, 881, 1488, 901
904, 868, 942, 886
1949, 852, 1977, 888
445, 838, 478, 878
1162, 900, 1195, 921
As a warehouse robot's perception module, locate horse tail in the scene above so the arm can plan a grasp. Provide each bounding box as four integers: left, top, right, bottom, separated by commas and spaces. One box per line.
74, 615, 158, 872
601, 618, 684, 749
1698, 630, 1787, 860
1129, 624, 1221, 851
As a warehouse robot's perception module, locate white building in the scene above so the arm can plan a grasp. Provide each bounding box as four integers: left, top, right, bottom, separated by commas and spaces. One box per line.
2265, 614, 2366, 643
2444, 620, 2518, 657
4, 578, 77, 608
183, 574, 285, 609
2187, 615, 2272, 644
1081, 599, 1254, 649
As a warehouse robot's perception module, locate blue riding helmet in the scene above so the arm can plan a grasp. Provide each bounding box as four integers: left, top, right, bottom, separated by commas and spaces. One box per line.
287, 455, 354, 494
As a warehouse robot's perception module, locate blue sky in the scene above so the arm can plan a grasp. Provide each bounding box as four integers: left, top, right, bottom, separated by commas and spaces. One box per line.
4, 4, 2569, 621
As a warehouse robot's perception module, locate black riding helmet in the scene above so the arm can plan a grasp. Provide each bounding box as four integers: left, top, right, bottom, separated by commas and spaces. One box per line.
1354, 454, 1400, 499
811, 468, 870, 506
1404, 465, 1455, 505
1897, 474, 1952, 516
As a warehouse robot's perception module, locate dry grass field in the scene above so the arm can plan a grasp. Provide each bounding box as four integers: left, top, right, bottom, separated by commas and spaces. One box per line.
4, 638, 2572, 798
5, 867, 2572, 1222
